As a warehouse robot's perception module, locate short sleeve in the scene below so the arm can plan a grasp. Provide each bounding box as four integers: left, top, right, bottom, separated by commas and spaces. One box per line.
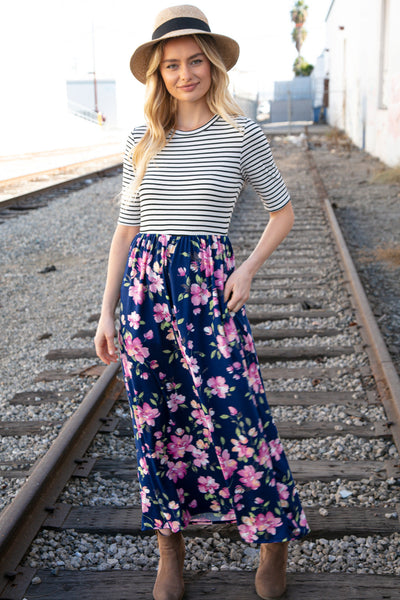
240, 120, 290, 212
117, 130, 141, 226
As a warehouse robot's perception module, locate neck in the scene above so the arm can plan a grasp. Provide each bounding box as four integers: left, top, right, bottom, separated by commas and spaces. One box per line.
175, 102, 214, 131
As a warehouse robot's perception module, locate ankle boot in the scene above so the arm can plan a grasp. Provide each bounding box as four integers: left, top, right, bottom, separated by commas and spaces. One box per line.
255, 541, 288, 599
153, 530, 185, 600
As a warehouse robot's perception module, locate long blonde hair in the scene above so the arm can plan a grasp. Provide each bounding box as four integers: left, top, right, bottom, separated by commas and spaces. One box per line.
131, 34, 244, 193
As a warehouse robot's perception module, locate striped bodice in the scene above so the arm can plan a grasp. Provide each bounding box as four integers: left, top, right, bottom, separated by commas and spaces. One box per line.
118, 115, 290, 234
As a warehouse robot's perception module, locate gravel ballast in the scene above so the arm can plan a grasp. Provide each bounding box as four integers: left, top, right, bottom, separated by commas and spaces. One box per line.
1, 132, 399, 581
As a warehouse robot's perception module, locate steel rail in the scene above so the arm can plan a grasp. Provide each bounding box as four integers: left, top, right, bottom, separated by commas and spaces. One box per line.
0, 162, 122, 210
0, 362, 122, 595
305, 143, 400, 452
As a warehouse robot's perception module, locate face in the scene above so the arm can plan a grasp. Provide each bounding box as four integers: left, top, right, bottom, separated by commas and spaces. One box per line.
159, 37, 212, 105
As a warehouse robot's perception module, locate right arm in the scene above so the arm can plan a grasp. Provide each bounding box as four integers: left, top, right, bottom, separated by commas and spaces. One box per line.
94, 224, 140, 364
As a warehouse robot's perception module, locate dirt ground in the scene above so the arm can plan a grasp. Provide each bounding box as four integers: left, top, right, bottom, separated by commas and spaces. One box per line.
305, 129, 400, 375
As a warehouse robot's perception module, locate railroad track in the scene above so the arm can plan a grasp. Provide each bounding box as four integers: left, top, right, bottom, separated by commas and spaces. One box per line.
0, 156, 122, 221
0, 135, 399, 599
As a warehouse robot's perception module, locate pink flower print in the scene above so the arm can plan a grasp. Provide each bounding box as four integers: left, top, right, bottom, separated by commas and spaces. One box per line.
191, 407, 213, 430
148, 270, 164, 293
218, 448, 238, 479
198, 475, 220, 494
121, 353, 132, 379
269, 438, 284, 461
136, 250, 153, 275
177, 488, 185, 504
219, 487, 230, 499
226, 256, 235, 271
128, 278, 145, 304
153, 440, 165, 459
143, 329, 154, 340
243, 333, 255, 353
228, 406, 238, 416
216, 334, 232, 359
168, 500, 179, 510
210, 500, 221, 512
190, 282, 211, 306
214, 266, 227, 290
277, 482, 289, 500
192, 447, 209, 467
247, 362, 263, 393
183, 353, 200, 374
223, 319, 238, 343
140, 486, 151, 513
189, 499, 197, 508
167, 434, 193, 459
299, 510, 308, 528
178, 267, 186, 277
231, 437, 255, 458
255, 512, 282, 535
207, 376, 229, 399
214, 238, 225, 256
221, 508, 236, 521
136, 402, 160, 427
124, 334, 150, 364
167, 392, 186, 413
237, 465, 263, 490
203, 326, 212, 335
127, 311, 141, 330
166, 460, 187, 483
256, 440, 273, 468
238, 519, 258, 543
169, 521, 181, 533
153, 302, 171, 323
199, 245, 214, 276
139, 456, 149, 474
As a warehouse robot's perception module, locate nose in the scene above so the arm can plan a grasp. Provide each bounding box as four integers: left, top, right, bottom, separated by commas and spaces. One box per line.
179, 63, 192, 81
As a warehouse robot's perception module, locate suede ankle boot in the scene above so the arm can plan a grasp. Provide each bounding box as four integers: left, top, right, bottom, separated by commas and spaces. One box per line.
255, 541, 289, 599
153, 530, 185, 600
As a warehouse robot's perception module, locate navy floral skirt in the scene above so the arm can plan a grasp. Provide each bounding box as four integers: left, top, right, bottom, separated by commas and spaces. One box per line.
119, 233, 309, 543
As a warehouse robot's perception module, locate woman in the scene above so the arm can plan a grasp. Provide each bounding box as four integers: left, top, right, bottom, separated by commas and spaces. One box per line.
95, 5, 309, 600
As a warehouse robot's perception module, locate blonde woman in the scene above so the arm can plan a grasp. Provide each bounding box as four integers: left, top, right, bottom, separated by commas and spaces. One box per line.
95, 5, 309, 599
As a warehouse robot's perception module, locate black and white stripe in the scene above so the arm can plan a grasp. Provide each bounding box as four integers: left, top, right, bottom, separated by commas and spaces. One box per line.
118, 115, 290, 234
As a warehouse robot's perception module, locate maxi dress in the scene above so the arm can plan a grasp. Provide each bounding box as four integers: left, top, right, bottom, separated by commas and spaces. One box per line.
117, 115, 310, 544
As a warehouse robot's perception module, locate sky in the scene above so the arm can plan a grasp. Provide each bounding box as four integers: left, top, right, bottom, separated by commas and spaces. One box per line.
0, 0, 332, 155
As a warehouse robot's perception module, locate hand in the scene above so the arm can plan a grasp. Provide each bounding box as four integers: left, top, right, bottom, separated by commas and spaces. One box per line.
224, 262, 253, 314
94, 313, 119, 365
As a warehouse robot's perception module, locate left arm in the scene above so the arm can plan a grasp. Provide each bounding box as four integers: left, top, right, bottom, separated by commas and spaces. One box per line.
224, 201, 294, 313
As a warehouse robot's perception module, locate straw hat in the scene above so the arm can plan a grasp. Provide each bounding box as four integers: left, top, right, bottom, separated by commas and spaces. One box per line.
130, 4, 240, 83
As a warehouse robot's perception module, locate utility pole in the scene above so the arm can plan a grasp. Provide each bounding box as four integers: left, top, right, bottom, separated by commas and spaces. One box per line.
90, 22, 99, 114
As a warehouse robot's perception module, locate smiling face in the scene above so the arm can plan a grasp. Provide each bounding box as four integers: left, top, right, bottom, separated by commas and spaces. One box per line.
159, 36, 212, 106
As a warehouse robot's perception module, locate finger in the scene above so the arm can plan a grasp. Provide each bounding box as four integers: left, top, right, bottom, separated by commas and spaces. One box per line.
228, 289, 248, 314
106, 334, 117, 357
224, 278, 234, 303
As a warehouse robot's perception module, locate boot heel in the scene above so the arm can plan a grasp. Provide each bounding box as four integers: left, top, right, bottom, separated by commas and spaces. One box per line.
153, 531, 185, 600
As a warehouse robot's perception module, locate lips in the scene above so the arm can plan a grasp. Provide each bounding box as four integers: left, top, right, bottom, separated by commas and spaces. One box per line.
178, 83, 198, 92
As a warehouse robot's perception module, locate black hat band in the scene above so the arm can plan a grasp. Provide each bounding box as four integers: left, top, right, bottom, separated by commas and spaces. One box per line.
152, 17, 211, 40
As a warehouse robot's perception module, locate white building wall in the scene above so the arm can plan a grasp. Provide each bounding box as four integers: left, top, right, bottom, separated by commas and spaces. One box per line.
326, 0, 400, 166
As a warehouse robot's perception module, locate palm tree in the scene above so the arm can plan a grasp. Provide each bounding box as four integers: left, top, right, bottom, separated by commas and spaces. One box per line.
291, 0, 309, 55
291, 0, 308, 26
290, 0, 312, 76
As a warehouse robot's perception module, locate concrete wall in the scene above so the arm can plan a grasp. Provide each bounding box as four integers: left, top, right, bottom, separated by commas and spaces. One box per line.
326, 0, 400, 166
270, 77, 313, 123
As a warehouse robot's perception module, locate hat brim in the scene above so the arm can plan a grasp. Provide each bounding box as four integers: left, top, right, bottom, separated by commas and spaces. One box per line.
130, 31, 239, 84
